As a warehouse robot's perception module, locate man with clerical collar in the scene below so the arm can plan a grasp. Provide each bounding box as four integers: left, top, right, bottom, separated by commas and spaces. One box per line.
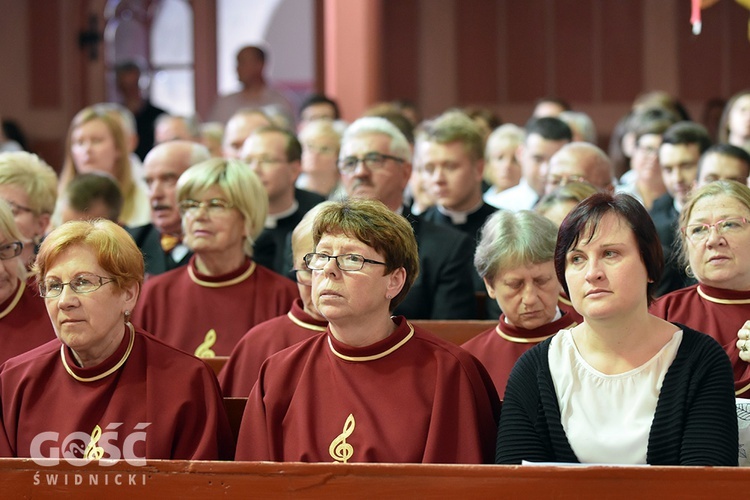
242, 125, 325, 276
338, 116, 478, 319
128, 140, 211, 277
416, 111, 499, 317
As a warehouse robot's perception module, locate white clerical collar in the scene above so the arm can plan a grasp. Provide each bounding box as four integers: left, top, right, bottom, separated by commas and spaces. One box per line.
265, 200, 299, 229
437, 198, 485, 224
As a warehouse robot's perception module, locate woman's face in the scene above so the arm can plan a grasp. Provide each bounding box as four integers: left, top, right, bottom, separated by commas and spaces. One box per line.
564, 213, 649, 322
182, 185, 247, 257
685, 194, 750, 291
729, 95, 750, 141
71, 119, 121, 176
311, 232, 403, 326
0, 231, 23, 304
487, 139, 521, 191
485, 260, 560, 330
0, 184, 48, 265
43, 244, 137, 365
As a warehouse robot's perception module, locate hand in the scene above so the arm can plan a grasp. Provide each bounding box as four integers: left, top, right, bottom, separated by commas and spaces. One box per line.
737, 320, 750, 362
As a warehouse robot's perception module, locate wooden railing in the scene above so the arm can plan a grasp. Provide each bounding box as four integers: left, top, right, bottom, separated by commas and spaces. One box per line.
1, 459, 746, 498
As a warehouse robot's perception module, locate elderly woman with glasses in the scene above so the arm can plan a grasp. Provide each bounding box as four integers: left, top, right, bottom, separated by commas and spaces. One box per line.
133, 158, 298, 358
0, 201, 55, 365
220, 202, 333, 397
235, 198, 500, 463
651, 180, 750, 397
0, 219, 233, 459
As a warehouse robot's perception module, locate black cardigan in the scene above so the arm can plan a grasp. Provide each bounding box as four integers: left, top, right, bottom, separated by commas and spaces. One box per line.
496, 324, 738, 466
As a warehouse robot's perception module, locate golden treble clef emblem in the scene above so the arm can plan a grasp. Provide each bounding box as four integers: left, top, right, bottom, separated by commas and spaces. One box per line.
329, 414, 355, 463
84, 425, 104, 460
194, 329, 217, 358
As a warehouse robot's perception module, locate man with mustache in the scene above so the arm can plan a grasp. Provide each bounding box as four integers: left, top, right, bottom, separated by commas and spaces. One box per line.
128, 140, 211, 277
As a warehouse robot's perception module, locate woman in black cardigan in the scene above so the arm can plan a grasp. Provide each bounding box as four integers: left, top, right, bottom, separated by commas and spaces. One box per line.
496, 192, 738, 466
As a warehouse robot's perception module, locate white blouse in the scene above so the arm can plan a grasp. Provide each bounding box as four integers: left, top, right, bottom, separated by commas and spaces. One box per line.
548, 328, 682, 464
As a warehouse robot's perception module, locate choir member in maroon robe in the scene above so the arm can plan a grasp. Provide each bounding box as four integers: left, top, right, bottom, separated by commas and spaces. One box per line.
650, 180, 750, 396
463, 210, 582, 397
133, 159, 298, 357
0, 202, 55, 365
220, 201, 331, 396
236, 199, 500, 463
0, 219, 233, 460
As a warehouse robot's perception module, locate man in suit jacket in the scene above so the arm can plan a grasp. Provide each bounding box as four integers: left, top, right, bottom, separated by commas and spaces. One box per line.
242, 126, 325, 277
128, 140, 211, 277
415, 111, 499, 318
650, 121, 711, 296
338, 116, 477, 319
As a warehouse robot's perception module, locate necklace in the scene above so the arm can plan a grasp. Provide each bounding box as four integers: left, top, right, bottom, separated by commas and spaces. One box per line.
61, 322, 135, 382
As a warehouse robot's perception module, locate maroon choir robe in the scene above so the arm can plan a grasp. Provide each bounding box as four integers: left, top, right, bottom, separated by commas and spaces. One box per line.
236, 316, 500, 464
650, 283, 750, 395
0, 326, 234, 460
219, 298, 327, 397
0, 279, 55, 366
133, 256, 299, 357
461, 310, 580, 398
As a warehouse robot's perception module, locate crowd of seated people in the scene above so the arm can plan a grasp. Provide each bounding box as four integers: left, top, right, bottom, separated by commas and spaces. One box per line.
2, 79, 750, 467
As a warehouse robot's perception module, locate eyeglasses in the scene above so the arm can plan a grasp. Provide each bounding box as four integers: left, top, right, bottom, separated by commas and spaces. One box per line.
178, 198, 235, 216
304, 252, 387, 271
547, 174, 587, 188
3, 200, 35, 217
289, 268, 312, 286
244, 156, 287, 170
39, 273, 116, 299
681, 217, 749, 243
0, 241, 23, 260
304, 143, 337, 156
338, 153, 404, 174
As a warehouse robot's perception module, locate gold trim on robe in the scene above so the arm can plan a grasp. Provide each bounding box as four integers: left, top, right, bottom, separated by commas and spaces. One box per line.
287, 311, 327, 332
0, 279, 25, 320
327, 323, 415, 362
187, 261, 256, 288
61, 322, 136, 383
696, 285, 750, 305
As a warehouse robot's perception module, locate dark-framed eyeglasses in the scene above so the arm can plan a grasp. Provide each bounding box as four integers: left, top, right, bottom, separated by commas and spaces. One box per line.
303, 252, 387, 272
178, 198, 234, 216
681, 217, 749, 243
289, 268, 313, 286
39, 273, 116, 299
338, 152, 404, 174
0, 241, 23, 260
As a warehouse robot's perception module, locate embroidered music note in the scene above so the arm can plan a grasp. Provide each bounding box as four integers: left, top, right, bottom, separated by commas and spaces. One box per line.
329, 414, 355, 463
84, 425, 105, 460
194, 329, 217, 358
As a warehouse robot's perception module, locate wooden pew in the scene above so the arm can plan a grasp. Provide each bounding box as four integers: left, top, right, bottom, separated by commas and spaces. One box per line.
3, 459, 748, 498
411, 319, 496, 345
202, 356, 229, 377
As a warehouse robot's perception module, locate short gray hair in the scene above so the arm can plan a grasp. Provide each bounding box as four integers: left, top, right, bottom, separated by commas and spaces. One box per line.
474, 210, 559, 281
341, 117, 411, 161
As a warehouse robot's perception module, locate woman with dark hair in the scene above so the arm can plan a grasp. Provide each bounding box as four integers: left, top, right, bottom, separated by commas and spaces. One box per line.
496, 192, 737, 466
